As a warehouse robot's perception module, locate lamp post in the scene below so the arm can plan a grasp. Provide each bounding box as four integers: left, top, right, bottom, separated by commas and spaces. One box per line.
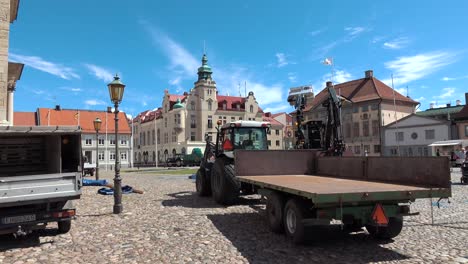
107, 74, 125, 214
93, 117, 102, 180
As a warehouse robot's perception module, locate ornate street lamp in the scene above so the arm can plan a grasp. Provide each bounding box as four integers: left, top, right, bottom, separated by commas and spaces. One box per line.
108, 74, 125, 214
93, 117, 102, 180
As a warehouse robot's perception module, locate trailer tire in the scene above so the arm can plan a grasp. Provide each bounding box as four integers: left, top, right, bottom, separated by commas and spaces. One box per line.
90, 171, 94, 176
196, 168, 211, 196
266, 192, 285, 233
57, 220, 72, 234
366, 216, 403, 239
211, 157, 239, 205
284, 199, 307, 244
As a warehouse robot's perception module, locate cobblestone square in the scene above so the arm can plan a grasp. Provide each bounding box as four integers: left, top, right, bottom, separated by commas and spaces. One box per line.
0, 169, 467, 264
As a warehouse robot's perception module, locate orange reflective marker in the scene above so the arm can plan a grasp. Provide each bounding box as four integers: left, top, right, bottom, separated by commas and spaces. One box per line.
371, 204, 388, 225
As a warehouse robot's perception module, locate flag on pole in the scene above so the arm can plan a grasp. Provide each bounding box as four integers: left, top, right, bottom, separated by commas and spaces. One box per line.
322, 57, 333, 65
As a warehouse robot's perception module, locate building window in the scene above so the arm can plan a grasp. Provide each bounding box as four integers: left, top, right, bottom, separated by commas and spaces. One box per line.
191, 114, 196, 128
353, 107, 359, 113
354, 145, 361, 155
157, 129, 161, 144
98, 138, 104, 145
250, 105, 253, 113
396, 131, 404, 141
85, 138, 92, 146
363, 121, 369, 137
231, 117, 235, 122
208, 101, 212, 111
222, 116, 227, 125
267, 140, 271, 146
172, 133, 177, 142
371, 104, 379, 110
223, 102, 227, 110
372, 120, 379, 136
364, 145, 370, 154
353, 122, 360, 137
164, 133, 168, 144
237, 104, 240, 110
121, 152, 127, 160
267, 128, 271, 135
191, 101, 195, 110
275, 129, 280, 135
191, 132, 196, 141
374, 145, 381, 153
110, 152, 116, 160
465, 125, 468, 136
98, 152, 105, 161
175, 114, 181, 125
164, 118, 167, 128
152, 130, 155, 144
208, 116, 213, 128
120, 136, 127, 145
110, 136, 116, 145
239, 117, 243, 120
276, 140, 280, 146
208, 89, 212, 95
425, 129, 435, 140
361, 105, 369, 112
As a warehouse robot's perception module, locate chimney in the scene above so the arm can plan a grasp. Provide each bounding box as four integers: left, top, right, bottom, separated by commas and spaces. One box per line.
446, 103, 451, 108
326, 81, 333, 88
430, 103, 434, 109
265, 112, 271, 118
107, 106, 112, 113
465, 92, 468, 105
55, 105, 61, 111
456, 100, 462, 106
365, 70, 373, 78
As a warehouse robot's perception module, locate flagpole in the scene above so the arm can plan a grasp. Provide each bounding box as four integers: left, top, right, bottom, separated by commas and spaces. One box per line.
391, 74, 400, 156
105, 109, 108, 171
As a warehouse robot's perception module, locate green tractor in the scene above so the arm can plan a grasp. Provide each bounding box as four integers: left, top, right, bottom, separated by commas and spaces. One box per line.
196, 120, 271, 205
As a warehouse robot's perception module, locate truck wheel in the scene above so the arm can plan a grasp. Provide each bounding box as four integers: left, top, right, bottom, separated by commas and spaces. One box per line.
196, 168, 211, 196
366, 216, 403, 239
58, 220, 72, 234
284, 199, 307, 244
176, 160, 182, 167
266, 192, 285, 233
211, 157, 239, 205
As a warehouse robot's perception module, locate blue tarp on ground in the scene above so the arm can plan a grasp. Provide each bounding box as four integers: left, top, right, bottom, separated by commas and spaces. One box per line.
83, 179, 108, 186
97, 185, 134, 195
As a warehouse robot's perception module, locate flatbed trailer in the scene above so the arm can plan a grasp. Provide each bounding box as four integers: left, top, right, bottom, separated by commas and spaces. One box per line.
235, 150, 451, 244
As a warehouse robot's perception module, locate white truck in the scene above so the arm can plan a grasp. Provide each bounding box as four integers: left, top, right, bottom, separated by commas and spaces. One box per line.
0, 126, 82, 236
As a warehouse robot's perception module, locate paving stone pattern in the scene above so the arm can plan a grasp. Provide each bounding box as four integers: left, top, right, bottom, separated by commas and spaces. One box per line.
0, 169, 467, 264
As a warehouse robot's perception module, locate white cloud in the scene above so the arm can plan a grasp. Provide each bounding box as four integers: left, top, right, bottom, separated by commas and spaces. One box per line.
415, 96, 425, 101
441, 77, 456, 81
84, 64, 114, 82
9, 53, 79, 80
371, 36, 386, 44
382, 51, 456, 86
288, 72, 297, 83
275, 53, 289, 67
344, 26, 366, 41
435, 87, 455, 99
169, 77, 182, 85
314, 69, 353, 93
312, 27, 367, 58
33, 90, 45, 95
395, 87, 407, 95
383, 37, 410, 49
60, 87, 82, 92
264, 104, 291, 113
309, 29, 325, 37
85, 99, 106, 106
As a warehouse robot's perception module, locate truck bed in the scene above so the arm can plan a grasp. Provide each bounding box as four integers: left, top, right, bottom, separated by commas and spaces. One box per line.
235, 150, 451, 205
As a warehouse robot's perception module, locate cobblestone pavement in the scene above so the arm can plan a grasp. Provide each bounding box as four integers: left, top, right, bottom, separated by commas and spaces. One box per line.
0, 169, 467, 264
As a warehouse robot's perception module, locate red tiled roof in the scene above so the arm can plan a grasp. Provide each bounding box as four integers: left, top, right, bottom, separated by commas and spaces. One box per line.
305, 77, 418, 112
135, 108, 163, 124
216, 95, 246, 111
14, 112, 36, 126
37, 108, 131, 134
262, 114, 283, 126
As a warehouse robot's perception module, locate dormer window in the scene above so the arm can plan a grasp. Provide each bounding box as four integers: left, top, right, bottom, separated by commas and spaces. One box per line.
237, 104, 240, 110
250, 105, 253, 113
223, 101, 227, 110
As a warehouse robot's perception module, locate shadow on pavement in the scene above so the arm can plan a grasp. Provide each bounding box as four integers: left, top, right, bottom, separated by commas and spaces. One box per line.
207, 212, 410, 264
162, 192, 264, 209
0, 228, 60, 251
405, 219, 468, 230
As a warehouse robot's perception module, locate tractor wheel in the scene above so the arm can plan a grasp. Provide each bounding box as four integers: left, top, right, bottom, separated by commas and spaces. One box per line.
366, 216, 403, 239
266, 192, 285, 233
57, 220, 72, 234
196, 168, 211, 196
176, 160, 182, 167
210, 157, 239, 205
284, 198, 308, 244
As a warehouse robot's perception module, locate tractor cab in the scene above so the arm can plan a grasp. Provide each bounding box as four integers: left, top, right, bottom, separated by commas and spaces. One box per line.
218, 120, 270, 159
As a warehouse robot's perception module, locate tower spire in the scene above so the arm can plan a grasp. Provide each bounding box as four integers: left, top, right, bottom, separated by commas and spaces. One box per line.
197, 53, 213, 81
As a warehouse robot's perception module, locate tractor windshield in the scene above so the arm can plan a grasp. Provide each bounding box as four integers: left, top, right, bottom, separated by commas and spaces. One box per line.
233, 127, 268, 150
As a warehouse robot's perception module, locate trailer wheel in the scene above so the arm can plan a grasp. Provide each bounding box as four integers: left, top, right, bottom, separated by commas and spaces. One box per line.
211, 157, 239, 205
196, 168, 211, 196
266, 192, 285, 233
57, 220, 72, 234
366, 216, 403, 239
90, 171, 94, 176
284, 199, 307, 244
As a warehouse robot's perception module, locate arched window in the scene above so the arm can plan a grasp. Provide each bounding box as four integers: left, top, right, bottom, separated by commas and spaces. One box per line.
191, 101, 195, 110
250, 105, 253, 113
152, 151, 156, 161
181, 147, 186, 155
172, 148, 176, 157
223, 101, 227, 110
208, 101, 212, 111
157, 129, 161, 144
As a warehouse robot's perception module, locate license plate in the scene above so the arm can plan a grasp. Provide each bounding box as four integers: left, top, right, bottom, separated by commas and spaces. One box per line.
2, 214, 36, 224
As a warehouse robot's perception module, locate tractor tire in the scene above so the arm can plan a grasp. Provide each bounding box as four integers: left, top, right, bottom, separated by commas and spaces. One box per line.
366, 216, 403, 239
196, 168, 211, 196
283, 198, 308, 244
176, 160, 182, 167
57, 220, 72, 234
210, 157, 239, 205
266, 192, 285, 233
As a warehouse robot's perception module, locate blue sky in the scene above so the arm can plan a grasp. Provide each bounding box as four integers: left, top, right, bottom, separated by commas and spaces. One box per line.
9, 0, 468, 116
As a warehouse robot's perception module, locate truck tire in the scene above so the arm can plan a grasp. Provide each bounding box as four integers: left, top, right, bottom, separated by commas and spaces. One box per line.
266, 192, 285, 233
176, 160, 182, 167
211, 157, 239, 205
366, 216, 403, 239
196, 168, 211, 196
58, 220, 72, 234
284, 198, 307, 244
